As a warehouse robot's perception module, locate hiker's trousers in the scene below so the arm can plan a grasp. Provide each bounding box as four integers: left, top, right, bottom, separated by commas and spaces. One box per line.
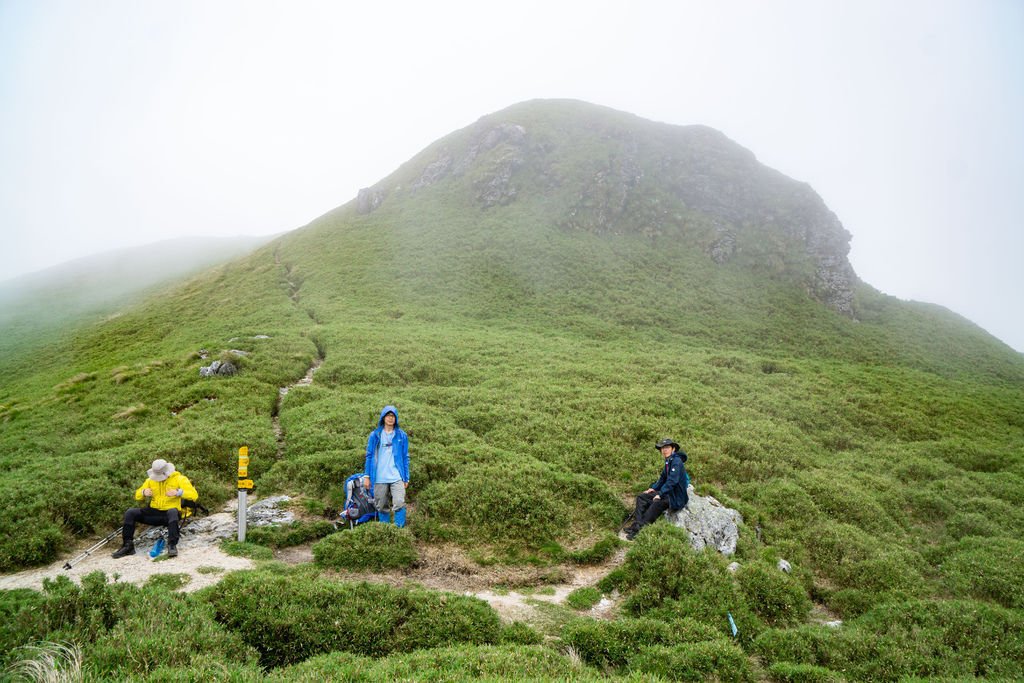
630, 491, 670, 533
373, 482, 406, 513
123, 507, 180, 545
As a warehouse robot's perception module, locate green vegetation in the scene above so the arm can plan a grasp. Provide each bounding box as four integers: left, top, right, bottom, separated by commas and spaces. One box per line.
1, 99, 1022, 679
246, 520, 336, 548
566, 586, 603, 611
205, 568, 502, 667
312, 523, 417, 570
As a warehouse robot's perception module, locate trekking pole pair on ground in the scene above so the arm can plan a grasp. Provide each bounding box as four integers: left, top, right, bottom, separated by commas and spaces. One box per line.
63, 526, 123, 570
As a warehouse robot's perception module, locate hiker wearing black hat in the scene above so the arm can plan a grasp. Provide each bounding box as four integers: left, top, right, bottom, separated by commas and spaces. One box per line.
111, 459, 198, 559
624, 438, 689, 540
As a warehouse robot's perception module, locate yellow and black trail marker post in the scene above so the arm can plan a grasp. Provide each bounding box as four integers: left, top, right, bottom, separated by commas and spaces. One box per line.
237, 446, 253, 542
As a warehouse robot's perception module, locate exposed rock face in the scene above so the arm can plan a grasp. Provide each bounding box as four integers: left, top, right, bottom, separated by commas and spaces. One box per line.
709, 219, 737, 264
356, 187, 386, 214
668, 486, 743, 556
564, 153, 644, 234
411, 123, 528, 207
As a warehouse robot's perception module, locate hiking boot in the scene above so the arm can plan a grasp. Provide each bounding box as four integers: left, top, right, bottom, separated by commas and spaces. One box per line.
111, 543, 135, 558
167, 544, 178, 558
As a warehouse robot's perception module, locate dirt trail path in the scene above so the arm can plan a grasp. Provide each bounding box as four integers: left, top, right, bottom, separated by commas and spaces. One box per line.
0, 519, 627, 624
277, 542, 628, 623
0, 508, 254, 593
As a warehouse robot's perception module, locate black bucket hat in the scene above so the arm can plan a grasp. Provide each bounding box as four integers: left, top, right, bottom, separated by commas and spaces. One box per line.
655, 438, 680, 451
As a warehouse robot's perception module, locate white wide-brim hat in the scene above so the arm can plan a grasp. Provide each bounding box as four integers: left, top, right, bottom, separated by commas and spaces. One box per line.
148, 459, 175, 482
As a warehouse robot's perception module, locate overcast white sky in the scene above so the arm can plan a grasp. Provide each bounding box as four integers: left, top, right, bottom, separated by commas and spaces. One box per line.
1, 1, 1022, 350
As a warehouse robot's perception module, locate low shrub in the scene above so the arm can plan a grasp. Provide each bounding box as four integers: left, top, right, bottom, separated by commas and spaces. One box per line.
940, 537, 1024, 608
267, 645, 590, 682
312, 522, 416, 570
944, 512, 1002, 540
799, 473, 899, 534
246, 520, 336, 548
416, 459, 623, 548
798, 521, 873, 576
767, 661, 846, 682
755, 480, 821, 527
902, 486, 956, 523
499, 621, 545, 645
628, 641, 753, 682
756, 599, 1024, 681
144, 573, 192, 591
614, 525, 760, 638
0, 589, 47, 668
3, 572, 260, 680
204, 571, 502, 668
832, 550, 925, 598
562, 616, 721, 669
84, 588, 259, 680
568, 533, 622, 564
597, 567, 627, 594
566, 587, 602, 611
736, 562, 811, 627
136, 655, 265, 683
753, 626, 834, 667
220, 540, 274, 560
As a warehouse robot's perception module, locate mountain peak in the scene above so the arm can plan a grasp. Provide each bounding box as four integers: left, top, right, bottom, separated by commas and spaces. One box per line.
354, 99, 857, 316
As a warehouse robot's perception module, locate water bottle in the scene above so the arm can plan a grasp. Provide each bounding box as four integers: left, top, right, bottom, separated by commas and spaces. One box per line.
149, 536, 166, 558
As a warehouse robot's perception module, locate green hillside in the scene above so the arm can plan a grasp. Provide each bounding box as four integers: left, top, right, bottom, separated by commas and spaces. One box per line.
2, 99, 1022, 680
0, 234, 276, 370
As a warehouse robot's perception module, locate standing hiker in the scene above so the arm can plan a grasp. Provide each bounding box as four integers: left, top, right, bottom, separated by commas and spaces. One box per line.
625, 437, 689, 540
112, 459, 198, 558
363, 405, 410, 527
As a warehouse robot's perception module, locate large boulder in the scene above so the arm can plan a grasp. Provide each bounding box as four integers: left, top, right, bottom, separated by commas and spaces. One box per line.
668, 486, 743, 555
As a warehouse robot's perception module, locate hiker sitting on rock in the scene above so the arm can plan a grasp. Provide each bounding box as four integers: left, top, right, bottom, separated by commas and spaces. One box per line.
625, 437, 689, 540
112, 459, 198, 559
363, 405, 410, 527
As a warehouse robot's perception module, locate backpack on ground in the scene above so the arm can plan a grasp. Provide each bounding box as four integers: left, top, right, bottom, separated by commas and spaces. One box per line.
340, 473, 378, 528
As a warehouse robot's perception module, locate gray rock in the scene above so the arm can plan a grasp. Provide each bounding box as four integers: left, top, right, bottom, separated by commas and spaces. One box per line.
412, 153, 454, 190
668, 486, 743, 555
356, 187, 386, 214
727, 561, 741, 573
217, 362, 237, 376
777, 558, 792, 573
247, 495, 294, 527
199, 359, 221, 377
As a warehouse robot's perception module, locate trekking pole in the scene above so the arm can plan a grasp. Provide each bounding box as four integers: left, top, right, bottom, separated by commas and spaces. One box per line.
63, 526, 123, 570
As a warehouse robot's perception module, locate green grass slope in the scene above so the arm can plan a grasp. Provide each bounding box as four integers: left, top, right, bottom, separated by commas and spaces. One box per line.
0, 234, 276, 371
1, 99, 1022, 680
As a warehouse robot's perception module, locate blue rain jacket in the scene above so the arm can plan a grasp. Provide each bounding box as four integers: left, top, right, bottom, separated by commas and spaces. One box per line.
364, 405, 410, 487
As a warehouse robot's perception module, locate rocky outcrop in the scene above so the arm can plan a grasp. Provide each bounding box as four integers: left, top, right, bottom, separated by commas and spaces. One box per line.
411, 123, 528, 208
356, 187, 386, 214
247, 495, 295, 526
564, 154, 644, 234
668, 486, 743, 556
199, 360, 236, 377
